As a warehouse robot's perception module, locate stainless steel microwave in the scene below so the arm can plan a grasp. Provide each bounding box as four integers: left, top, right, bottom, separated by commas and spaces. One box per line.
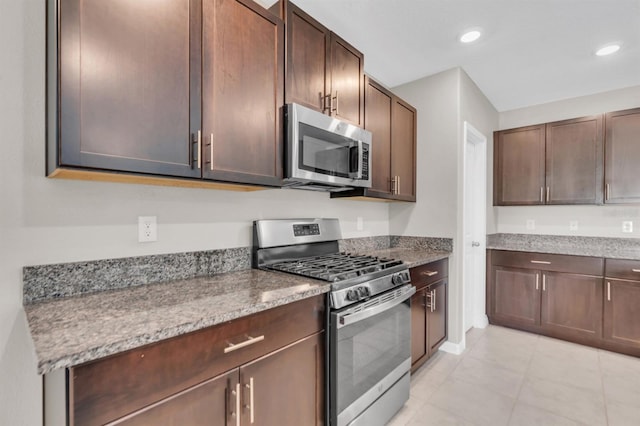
284, 103, 372, 191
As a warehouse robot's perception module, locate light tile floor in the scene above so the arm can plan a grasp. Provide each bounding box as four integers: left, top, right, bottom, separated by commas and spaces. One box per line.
388, 325, 640, 426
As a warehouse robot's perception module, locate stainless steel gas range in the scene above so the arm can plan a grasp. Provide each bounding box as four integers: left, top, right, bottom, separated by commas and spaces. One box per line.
252, 218, 414, 426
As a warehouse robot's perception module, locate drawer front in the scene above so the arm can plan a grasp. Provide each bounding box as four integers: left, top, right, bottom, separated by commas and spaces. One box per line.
410, 258, 448, 289
491, 250, 603, 276
71, 295, 325, 426
605, 258, 640, 281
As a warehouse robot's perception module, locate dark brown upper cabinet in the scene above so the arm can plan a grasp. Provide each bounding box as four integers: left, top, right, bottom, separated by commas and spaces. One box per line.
273, 0, 364, 127
604, 108, 640, 204
494, 115, 603, 205
331, 77, 417, 202
49, 0, 283, 189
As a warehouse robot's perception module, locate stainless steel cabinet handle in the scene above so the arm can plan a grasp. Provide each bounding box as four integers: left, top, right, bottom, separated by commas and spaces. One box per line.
540, 187, 544, 202
421, 270, 438, 277
209, 134, 214, 171
530, 260, 551, 265
322, 92, 331, 113
432, 289, 436, 312
542, 274, 546, 291
197, 130, 201, 169
606, 183, 610, 201
607, 281, 611, 301
390, 177, 396, 194
536, 273, 539, 290
332, 91, 339, 115
224, 335, 265, 353
632, 269, 640, 273
546, 186, 550, 202
232, 383, 240, 426
245, 378, 255, 424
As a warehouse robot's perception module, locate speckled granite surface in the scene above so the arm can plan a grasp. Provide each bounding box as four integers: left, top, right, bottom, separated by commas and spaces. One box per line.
25, 269, 330, 374
359, 248, 450, 268
23, 247, 251, 304
340, 235, 453, 254
487, 233, 640, 260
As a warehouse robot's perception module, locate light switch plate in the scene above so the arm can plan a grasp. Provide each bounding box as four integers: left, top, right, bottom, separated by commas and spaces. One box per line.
622, 221, 633, 233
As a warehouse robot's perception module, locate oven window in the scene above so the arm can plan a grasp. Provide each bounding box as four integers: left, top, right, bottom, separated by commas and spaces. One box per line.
298, 123, 358, 178
333, 297, 411, 414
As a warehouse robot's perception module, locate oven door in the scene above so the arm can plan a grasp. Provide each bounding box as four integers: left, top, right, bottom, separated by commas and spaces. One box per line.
330, 284, 415, 426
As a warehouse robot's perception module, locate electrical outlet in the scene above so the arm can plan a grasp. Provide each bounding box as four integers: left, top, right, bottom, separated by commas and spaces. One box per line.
356, 216, 364, 231
569, 220, 579, 231
622, 221, 633, 233
526, 219, 535, 230
138, 216, 158, 242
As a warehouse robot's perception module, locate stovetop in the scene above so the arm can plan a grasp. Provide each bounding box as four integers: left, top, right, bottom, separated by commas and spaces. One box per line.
265, 252, 404, 283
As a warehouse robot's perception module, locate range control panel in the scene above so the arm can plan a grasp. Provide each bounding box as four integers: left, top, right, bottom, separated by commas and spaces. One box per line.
293, 223, 320, 237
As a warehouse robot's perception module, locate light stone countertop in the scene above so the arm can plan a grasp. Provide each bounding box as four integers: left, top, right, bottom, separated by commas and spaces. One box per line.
25, 247, 451, 375
487, 233, 640, 260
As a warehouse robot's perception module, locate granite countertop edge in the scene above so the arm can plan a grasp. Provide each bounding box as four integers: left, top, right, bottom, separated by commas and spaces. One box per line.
27, 247, 450, 375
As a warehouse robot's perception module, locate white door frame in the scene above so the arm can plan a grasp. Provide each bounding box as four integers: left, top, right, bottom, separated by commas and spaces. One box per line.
462, 121, 489, 332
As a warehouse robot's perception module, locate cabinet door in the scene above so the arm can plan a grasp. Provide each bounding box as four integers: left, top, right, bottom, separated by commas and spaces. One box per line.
427, 280, 447, 357
605, 108, 640, 203
411, 288, 427, 365
391, 98, 417, 201
239, 333, 324, 426
284, 3, 329, 112
492, 266, 541, 326
328, 33, 364, 126
604, 279, 640, 348
494, 125, 546, 205
58, 0, 202, 178
110, 371, 238, 426
364, 77, 393, 195
540, 272, 602, 341
202, 0, 284, 186
546, 115, 603, 204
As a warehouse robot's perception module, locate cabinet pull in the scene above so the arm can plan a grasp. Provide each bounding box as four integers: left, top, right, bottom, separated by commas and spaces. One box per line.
432, 289, 436, 312
535, 273, 539, 290
397, 175, 401, 194
607, 281, 611, 302
530, 260, 551, 265
546, 186, 550, 202
332, 91, 339, 115
245, 378, 255, 424
632, 269, 640, 273
232, 383, 240, 426
224, 335, 265, 353
196, 130, 201, 169
209, 134, 214, 171
542, 274, 546, 291
390, 177, 396, 194
322, 92, 331, 113
421, 270, 438, 277
540, 187, 544, 202
606, 183, 610, 201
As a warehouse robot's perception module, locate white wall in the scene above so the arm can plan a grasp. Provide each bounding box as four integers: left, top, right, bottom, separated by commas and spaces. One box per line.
497, 86, 640, 237
0, 2, 389, 424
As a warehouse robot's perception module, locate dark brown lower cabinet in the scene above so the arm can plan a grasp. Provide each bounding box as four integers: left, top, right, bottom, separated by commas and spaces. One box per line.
410, 259, 448, 371
488, 250, 640, 358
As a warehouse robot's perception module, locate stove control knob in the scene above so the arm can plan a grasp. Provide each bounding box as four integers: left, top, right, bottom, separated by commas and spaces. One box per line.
392, 273, 403, 285
357, 286, 370, 298
346, 289, 359, 301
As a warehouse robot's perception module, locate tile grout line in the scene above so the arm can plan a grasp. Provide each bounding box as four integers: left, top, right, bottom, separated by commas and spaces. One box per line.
505, 333, 540, 425
597, 349, 610, 426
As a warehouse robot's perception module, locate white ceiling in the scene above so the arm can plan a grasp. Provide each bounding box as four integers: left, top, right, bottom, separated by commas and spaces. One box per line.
264, 0, 640, 112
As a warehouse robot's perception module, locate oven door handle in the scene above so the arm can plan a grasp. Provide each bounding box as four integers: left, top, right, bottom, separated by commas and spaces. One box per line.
336, 286, 416, 329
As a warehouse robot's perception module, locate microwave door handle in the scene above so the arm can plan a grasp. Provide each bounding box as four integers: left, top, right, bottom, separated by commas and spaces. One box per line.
356, 140, 363, 180
347, 140, 362, 179
336, 286, 415, 329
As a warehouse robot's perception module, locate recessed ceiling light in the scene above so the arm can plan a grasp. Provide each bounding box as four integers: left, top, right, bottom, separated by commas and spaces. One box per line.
596, 44, 621, 56
460, 29, 482, 43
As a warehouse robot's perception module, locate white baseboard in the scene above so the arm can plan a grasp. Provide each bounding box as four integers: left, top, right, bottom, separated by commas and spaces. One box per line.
439, 340, 465, 355
473, 314, 489, 329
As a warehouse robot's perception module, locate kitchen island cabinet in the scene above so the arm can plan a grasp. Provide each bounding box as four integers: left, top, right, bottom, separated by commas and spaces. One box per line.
68, 295, 324, 426
273, 0, 364, 127
494, 115, 603, 205
331, 76, 417, 202
604, 107, 640, 203
410, 258, 448, 371
48, 0, 284, 189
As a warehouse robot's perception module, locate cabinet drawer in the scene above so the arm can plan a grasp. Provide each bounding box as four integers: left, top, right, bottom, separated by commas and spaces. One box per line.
411, 258, 448, 289
605, 259, 640, 281
491, 250, 603, 276
70, 295, 325, 426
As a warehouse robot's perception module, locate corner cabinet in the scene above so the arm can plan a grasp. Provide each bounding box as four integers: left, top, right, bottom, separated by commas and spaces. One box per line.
331, 76, 417, 202
410, 259, 448, 371
604, 108, 640, 203
48, 0, 283, 188
66, 296, 325, 426
273, 0, 364, 126
494, 115, 603, 205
